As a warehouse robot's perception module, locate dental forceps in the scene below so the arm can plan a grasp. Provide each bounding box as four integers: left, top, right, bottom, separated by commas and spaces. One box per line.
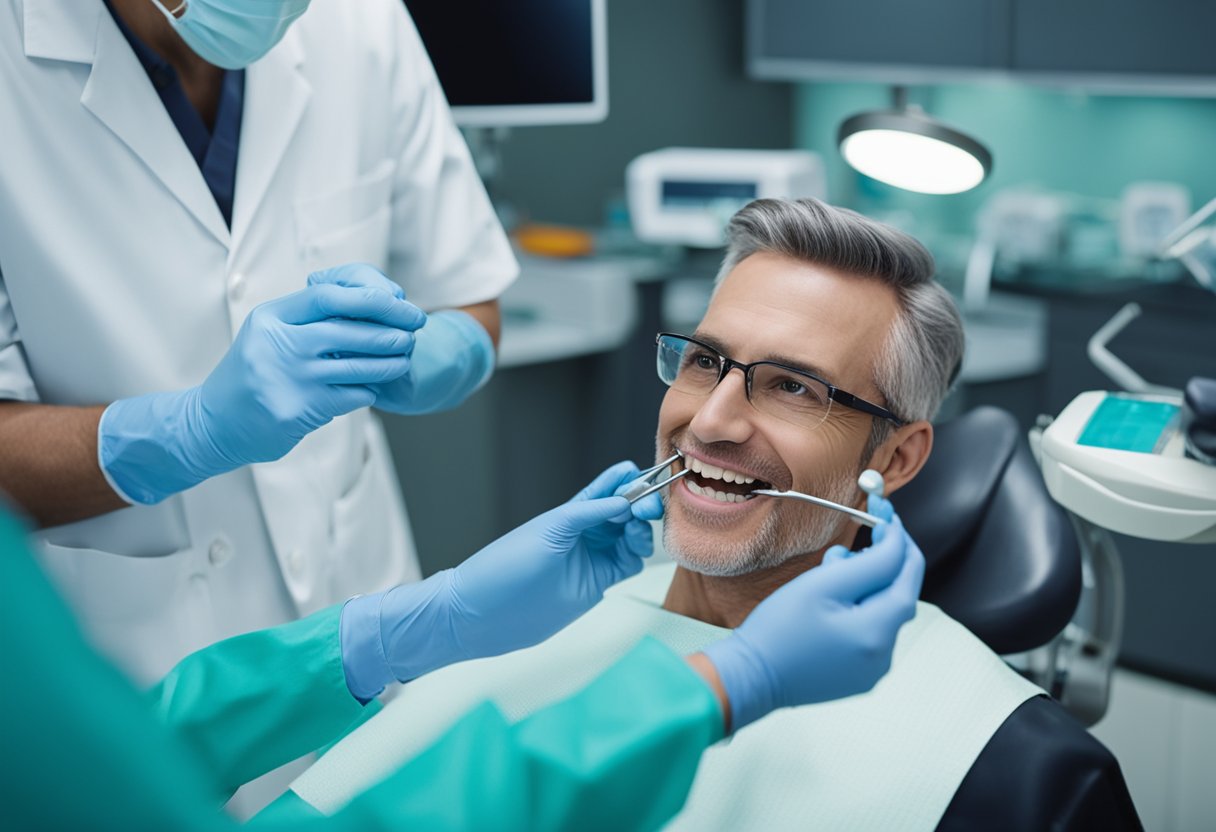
748, 469, 887, 528
621, 451, 690, 504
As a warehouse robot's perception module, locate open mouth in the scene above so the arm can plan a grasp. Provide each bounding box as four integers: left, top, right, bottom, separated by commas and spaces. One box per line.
680, 454, 772, 504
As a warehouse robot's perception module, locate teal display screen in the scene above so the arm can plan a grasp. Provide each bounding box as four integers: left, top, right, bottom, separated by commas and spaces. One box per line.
1077, 396, 1179, 454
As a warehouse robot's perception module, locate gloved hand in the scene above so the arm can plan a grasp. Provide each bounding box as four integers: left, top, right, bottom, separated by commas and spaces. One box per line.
341, 462, 662, 701
307, 266, 495, 415
99, 272, 425, 504
701, 495, 925, 732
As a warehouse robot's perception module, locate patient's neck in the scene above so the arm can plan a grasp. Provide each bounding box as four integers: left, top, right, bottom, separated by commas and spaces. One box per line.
663, 551, 824, 629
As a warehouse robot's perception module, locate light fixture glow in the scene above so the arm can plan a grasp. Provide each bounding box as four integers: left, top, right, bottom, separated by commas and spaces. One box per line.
837, 89, 992, 195
841, 128, 986, 195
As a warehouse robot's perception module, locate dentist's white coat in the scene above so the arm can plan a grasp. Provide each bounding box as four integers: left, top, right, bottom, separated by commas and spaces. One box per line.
0, 0, 517, 685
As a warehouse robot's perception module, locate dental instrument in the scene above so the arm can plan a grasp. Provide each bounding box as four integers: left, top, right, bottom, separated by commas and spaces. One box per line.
749, 469, 887, 528
621, 451, 690, 504
858, 469, 886, 499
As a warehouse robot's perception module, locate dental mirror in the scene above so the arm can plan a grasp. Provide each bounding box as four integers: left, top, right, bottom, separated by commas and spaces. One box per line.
750, 469, 886, 528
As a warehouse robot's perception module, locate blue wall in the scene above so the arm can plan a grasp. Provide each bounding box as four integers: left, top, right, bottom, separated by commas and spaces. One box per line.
795, 81, 1216, 235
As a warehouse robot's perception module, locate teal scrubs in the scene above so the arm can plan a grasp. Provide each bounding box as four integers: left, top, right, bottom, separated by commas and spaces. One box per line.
0, 507, 722, 830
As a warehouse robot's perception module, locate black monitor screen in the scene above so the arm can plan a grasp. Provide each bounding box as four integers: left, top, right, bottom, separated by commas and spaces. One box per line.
404, 1, 596, 107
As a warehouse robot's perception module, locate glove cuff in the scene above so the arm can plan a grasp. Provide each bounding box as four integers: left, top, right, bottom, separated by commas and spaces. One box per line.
376, 309, 495, 415
339, 593, 394, 702
98, 389, 220, 505
702, 633, 778, 733
376, 571, 463, 683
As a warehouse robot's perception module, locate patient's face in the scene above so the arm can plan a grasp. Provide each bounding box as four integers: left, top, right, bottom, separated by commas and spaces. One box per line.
658, 253, 900, 576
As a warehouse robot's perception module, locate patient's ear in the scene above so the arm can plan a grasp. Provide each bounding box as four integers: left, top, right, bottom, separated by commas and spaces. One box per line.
866, 420, 933, 498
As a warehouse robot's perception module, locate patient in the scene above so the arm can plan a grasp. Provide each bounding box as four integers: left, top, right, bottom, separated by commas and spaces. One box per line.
290, 199, 1141, 830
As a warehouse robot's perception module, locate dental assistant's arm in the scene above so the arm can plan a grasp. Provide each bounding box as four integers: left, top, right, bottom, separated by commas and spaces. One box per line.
1, 504, 722, 832
153, 493, 924, 816
147, 462, 660, 792
150, 604, 369, 801
1, 488, 925, 829
313, 639, 721, 832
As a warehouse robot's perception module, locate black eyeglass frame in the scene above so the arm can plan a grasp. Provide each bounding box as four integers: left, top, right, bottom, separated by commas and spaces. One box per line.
656, 332, 906, 428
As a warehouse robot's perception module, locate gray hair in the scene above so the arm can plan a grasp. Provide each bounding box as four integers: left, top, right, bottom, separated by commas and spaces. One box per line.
715, 198, 964, 457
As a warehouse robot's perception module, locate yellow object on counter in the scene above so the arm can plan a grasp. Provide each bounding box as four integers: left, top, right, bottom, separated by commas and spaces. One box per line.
515, 224, 596, 258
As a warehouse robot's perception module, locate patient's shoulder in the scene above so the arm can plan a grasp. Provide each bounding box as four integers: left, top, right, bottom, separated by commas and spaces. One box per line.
937, 695, 1143, 831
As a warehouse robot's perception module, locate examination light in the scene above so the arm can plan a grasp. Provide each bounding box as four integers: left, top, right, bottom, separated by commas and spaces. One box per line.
838, 87, 992, 195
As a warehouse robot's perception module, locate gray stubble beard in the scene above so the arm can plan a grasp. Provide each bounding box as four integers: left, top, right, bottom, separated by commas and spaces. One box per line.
662, 465, 860, 578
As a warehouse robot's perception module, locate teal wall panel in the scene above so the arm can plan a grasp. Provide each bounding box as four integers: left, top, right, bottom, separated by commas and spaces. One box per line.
795, 82, 1216, 234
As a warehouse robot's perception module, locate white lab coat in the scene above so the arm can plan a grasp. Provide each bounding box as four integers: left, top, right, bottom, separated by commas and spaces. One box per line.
0, 0, 518, 685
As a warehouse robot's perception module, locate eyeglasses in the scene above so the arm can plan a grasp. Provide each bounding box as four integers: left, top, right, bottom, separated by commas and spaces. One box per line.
655, 332, 905, 431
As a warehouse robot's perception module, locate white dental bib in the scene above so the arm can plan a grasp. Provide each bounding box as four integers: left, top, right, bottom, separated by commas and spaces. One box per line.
291, 563, 1042, 830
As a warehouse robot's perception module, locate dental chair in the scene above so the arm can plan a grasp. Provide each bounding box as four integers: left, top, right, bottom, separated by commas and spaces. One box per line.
888, 407, 1142, 829
890, 406, 1117, 727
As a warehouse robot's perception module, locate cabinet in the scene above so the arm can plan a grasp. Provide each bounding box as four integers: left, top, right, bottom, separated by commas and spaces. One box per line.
747, 0, 1216, 94
748, 0, 1011, 75
1012, 0, 1216, 79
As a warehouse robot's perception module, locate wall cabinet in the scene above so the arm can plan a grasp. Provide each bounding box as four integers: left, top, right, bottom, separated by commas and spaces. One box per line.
748, 0, 1216, 95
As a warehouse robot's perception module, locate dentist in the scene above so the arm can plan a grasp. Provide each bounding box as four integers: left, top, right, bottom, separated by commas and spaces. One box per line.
0, 0, 514, 703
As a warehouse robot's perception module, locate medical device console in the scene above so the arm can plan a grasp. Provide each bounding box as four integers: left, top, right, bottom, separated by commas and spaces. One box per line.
627, 148, 826, 248
1036, 391, 1216, 543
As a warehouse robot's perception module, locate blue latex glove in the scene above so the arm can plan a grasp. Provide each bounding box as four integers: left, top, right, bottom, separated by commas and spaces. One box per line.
702, 495, 925, 732
99, 274, 425, 504
341, 462, 659, 700
307, 266, 495, 415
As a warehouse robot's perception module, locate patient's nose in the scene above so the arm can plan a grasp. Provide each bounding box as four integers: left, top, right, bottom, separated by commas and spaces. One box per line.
688, 368, 755, 445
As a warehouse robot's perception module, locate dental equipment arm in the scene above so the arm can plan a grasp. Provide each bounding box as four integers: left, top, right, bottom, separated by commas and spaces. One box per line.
702, 497, 925, 731
340, 462, 661, 700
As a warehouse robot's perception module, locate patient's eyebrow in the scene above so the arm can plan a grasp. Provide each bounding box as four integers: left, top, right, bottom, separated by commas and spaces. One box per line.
691, 330, 839, 385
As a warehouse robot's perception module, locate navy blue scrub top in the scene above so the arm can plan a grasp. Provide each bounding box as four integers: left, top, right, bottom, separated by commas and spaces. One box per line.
103, 1, 244, 227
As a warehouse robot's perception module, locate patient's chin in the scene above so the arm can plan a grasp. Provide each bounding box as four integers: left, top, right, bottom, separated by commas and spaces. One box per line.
662, 496, 849, 578
662, 519, 789, 577
668, 547, 773, 578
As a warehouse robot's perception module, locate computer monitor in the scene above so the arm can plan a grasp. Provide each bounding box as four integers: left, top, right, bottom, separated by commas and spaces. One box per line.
404, 0, 608, 127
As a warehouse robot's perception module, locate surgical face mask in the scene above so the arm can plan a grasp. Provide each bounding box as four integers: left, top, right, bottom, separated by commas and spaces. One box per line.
154, 0, 312, 70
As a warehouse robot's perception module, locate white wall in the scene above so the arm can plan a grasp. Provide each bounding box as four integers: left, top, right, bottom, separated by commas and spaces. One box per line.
1090, 669, 1216, 831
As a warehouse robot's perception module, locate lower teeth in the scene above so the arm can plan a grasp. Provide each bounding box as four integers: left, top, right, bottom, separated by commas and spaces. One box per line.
687, 480, 746, 503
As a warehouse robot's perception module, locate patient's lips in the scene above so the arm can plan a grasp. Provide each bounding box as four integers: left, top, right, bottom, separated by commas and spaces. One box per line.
673, 447, 782, 513
685, 456, 761, 504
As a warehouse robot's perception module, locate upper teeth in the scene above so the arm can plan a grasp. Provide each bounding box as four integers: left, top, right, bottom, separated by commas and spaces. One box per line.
686, 456, 756, 484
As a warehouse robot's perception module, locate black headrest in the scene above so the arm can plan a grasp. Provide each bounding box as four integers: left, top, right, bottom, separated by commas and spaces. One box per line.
1184, 376, 1216, 463
892, 407, 1082, 655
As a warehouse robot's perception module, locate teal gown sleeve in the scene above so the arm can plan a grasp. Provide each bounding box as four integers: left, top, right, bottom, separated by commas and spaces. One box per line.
149, 603, 369, 800
324, 637, 723, 832
0, 506, 722, 832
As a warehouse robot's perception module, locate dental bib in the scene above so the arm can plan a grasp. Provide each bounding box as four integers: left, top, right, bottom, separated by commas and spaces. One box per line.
290, 562, 1042, 830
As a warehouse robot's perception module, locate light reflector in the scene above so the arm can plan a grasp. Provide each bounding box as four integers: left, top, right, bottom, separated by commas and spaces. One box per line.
838, 107, 992, 195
